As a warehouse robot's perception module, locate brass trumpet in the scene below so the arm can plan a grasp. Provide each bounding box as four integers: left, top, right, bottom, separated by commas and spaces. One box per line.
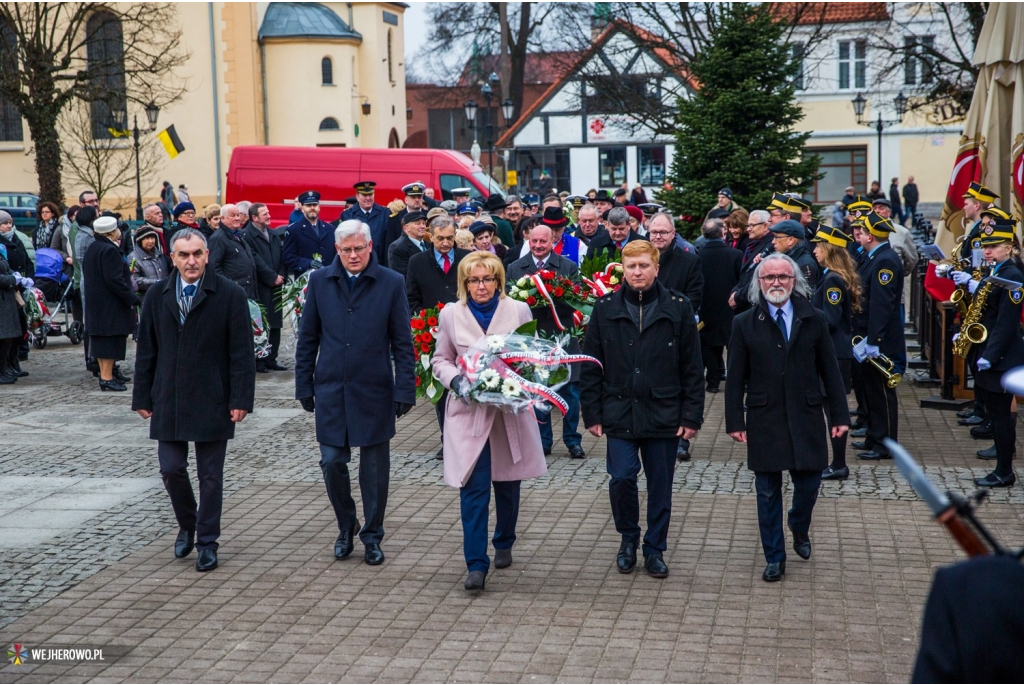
853, 336, 902, 388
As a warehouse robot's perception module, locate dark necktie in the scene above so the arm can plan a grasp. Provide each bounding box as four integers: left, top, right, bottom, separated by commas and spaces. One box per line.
420, 241, 428, 251
776, 309, 788, 342
180, 284, 197, 324
536, 260, 545, 270
347, 275, 356, 290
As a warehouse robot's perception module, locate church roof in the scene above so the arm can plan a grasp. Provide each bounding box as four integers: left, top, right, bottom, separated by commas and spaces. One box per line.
259, 2, 362, 42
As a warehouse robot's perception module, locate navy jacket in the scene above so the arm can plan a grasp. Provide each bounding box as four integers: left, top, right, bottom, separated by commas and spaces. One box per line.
294, 254, 416, 447
811, 270, 854, 360
852, 241, 905, 358
282, 217, 336, 275
974, 260, 1024, 391
341, 203, 390, 266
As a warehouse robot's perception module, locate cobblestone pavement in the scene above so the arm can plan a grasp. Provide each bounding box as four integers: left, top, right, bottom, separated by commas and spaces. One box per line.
2, 337, 1023, 682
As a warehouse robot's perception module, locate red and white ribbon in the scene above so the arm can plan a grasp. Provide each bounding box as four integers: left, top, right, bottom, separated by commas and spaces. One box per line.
529, 272, 566, 331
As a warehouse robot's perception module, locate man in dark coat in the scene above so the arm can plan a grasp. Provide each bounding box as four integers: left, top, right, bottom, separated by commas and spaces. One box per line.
770, 219, 820, 288
406, 218, 469, 313
282, 190, 336, 275
587, 207, 641, 260
581, 241, 705, 579
725, 253, 849, 583
340, 181, 390, 266
244, 203, 287, 372
208, 204, 257, 300
696, 219, 741, 393
902, 175, 919, 227
850, 212, 904, 460
506, 222, 585, 459
133, 228, 256, 573
385, 181, 429, 250
730, 209, 775, 313
482, 193, 516, 249
386, 210, 428, 278
295, 219, 416, 566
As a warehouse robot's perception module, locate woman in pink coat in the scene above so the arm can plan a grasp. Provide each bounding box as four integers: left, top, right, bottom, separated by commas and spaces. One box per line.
432, 251, 547, 590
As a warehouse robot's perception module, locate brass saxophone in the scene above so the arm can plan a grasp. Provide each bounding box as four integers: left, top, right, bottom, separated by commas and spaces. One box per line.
952, 277, 992, 359
939, 258, 974, 317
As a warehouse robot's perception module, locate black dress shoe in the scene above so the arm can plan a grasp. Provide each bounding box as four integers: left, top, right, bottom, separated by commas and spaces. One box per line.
464, 570, 486, 590
567, 444, 586, 459
494, 548, 512, 569
958, 415, 985, 426
435, 448, 444, 461
616, 540, 637, 573
857, 450, 891, 460
956, 407, 977, 419
0, 371, 15, 385
977, 445, 998, 460
644, 554, 669, 578
706, 384, 719, 394
971, 422, 994, 439
196, 548, 218, 572
364, 543, 385, 565
99, 378, 128, 392
543, 447, 552, 456
850, 420, 866, 430
255, 363, 268, 374
850, 427, 867, 437
851, 441, 869, 450
821, 465, 849, 480
974, 472, 1016, 488
265, 361, 289, 371
762, 561, 786, 582
676, 443, 691, 462
788, 524, 811, 560
9, 359, 28, 377
334, 519, 360, 559
174, 528, 195, 558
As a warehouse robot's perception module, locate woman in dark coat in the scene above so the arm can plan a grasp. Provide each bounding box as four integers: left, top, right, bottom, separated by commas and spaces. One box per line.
697, 226, 742, 392
83, 216, 141, 391
810, 226, 861, 481
0, 251, 25, 384
130, 224, 170, 296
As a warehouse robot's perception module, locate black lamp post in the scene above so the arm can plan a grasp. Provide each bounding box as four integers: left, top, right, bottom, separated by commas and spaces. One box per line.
113, 102, 160, 220
852, 91, 908, 191
481, 75, 496, 177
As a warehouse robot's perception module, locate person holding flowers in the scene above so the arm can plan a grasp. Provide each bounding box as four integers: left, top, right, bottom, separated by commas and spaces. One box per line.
431, 251, 547, 591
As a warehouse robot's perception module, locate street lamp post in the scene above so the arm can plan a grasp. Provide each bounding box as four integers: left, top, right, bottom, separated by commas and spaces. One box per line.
463, 98, 480, 165
852, 91, 908, 191
113, 103, 160, 220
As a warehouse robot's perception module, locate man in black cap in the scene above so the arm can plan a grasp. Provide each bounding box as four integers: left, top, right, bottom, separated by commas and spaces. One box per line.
386, 182, 428, 249
770, 219, 819, 288
705, 187, 743, 222
593, 189, 614, 216
481, 193, 515, 248
282, 191, 336, 276
341, 181, 390, 266
386, 211, 428, 278
613, 187, 629, 207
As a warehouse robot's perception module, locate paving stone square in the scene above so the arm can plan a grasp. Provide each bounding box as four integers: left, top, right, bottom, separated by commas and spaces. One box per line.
1, 338, 1022, 682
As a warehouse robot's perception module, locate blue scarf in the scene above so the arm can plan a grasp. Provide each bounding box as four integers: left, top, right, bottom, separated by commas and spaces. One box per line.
468, 294, 500, 331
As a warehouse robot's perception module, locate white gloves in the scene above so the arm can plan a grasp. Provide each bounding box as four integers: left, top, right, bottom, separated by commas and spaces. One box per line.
951, 271, 972, 286
968, 279, 980, 295
977, 358, 992, 371
864, 343, 881, 359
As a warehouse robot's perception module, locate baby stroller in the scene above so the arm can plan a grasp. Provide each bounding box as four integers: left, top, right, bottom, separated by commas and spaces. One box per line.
30, 247, 83, 349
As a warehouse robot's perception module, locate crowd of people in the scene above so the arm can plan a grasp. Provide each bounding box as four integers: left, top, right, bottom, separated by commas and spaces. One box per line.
5, 176, 1019, 598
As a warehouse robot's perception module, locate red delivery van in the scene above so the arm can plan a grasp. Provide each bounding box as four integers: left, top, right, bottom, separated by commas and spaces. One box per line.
225, 146, 503, 226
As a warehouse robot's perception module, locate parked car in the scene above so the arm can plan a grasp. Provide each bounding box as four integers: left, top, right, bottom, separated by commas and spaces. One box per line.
0, 191, 40, 234
226, 147, 502, 227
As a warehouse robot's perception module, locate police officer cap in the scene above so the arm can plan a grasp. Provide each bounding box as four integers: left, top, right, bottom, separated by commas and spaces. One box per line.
770, 219, 805, 238
468, 221, 494, 236
402, 182, 425, 196
456, 202, 477, 216
440, 200, 458, 215
637, 203, 663, 216
298, 190, 321, 205
401, 210, 427, 225
566, 195, 587, 209
354, 181, 376, 194
524, 193, 540, 206
451, 187, 472, 197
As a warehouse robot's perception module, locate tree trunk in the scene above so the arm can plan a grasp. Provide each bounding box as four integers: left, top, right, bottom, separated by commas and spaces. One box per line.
508, 3, 531, 122
25, 109, 64, 206
498, 4, 511, 102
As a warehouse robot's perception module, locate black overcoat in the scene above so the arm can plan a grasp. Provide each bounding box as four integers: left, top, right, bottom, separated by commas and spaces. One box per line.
973, 261, 1024, 392
0, 232, 31, 274
657, 245, 704, 313
787, 240, 821, 289
82, 236, 141, 336
406, 247, 470, 312
811, 270, 854, 359
852, 241, 904, 358
282, 217, 336, 275
731, 233, 775, 312
132, 273, 256, 441
209, 228, 258, 300
387, 234, 425, 278
697, 239, 741, 347
242, 225, 286, 329
586, 229, 642, 260
294, 254, 416, 447
341, 204, 390, 265
581, 281, 705, 439
724, 293, 850, 472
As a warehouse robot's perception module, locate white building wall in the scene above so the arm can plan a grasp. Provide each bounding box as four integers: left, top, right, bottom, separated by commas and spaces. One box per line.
515, 118, 546, 146
626, 145, 638, 188
548, 115, 582, 145
569, 147, 600, 195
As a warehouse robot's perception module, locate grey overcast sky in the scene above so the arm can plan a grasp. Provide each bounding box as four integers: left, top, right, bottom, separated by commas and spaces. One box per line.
404, 2, 431, 61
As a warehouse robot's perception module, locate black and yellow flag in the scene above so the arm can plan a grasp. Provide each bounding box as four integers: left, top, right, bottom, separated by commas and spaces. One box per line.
157, 125, 185, 159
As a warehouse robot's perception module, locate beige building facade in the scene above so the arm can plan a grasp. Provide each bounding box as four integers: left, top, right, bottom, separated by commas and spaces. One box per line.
0, 2, 408, 210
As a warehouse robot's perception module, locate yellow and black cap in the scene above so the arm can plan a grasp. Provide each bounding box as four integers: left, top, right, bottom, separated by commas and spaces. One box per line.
846, 195, 873, 213
402, 182, 426, 197
862, 211, 895, 238
811, 224, 854, 248
978, 207, 1016, 245
768, 192, 804, 213
354, 181, 377, 194
963, 181, 1000, 204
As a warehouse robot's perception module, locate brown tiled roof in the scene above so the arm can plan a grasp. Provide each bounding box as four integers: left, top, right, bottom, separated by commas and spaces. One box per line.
769, 2, 889, 24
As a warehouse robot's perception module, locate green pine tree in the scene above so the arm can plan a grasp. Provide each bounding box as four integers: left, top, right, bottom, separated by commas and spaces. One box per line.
659, 3, 821, 237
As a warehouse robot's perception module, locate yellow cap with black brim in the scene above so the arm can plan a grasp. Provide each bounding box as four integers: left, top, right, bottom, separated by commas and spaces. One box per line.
811, 224, 854, 248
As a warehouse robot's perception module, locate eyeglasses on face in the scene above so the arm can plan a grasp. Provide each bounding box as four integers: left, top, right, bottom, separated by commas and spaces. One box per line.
758, 274, 794, 283
339, 245, 369, 255
746, 222, 766, 228
467, 277, 497, 286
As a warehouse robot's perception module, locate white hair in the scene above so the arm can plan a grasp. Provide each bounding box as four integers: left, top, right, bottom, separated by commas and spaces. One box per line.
335, 219, 371, 244
578, 204, 598, 219
747, 252, 811, 304
219, 203, 237, 218
749, 209, 770, 224
236, 200, 252, 217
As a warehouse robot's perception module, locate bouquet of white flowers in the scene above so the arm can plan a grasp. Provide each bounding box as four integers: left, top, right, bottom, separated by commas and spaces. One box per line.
453, 330, 601, 415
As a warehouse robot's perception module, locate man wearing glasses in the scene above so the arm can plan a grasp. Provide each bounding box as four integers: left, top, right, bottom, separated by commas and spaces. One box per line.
295, 219, 416, 566
725, 253, 849, 582
729, 208, 775, 312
